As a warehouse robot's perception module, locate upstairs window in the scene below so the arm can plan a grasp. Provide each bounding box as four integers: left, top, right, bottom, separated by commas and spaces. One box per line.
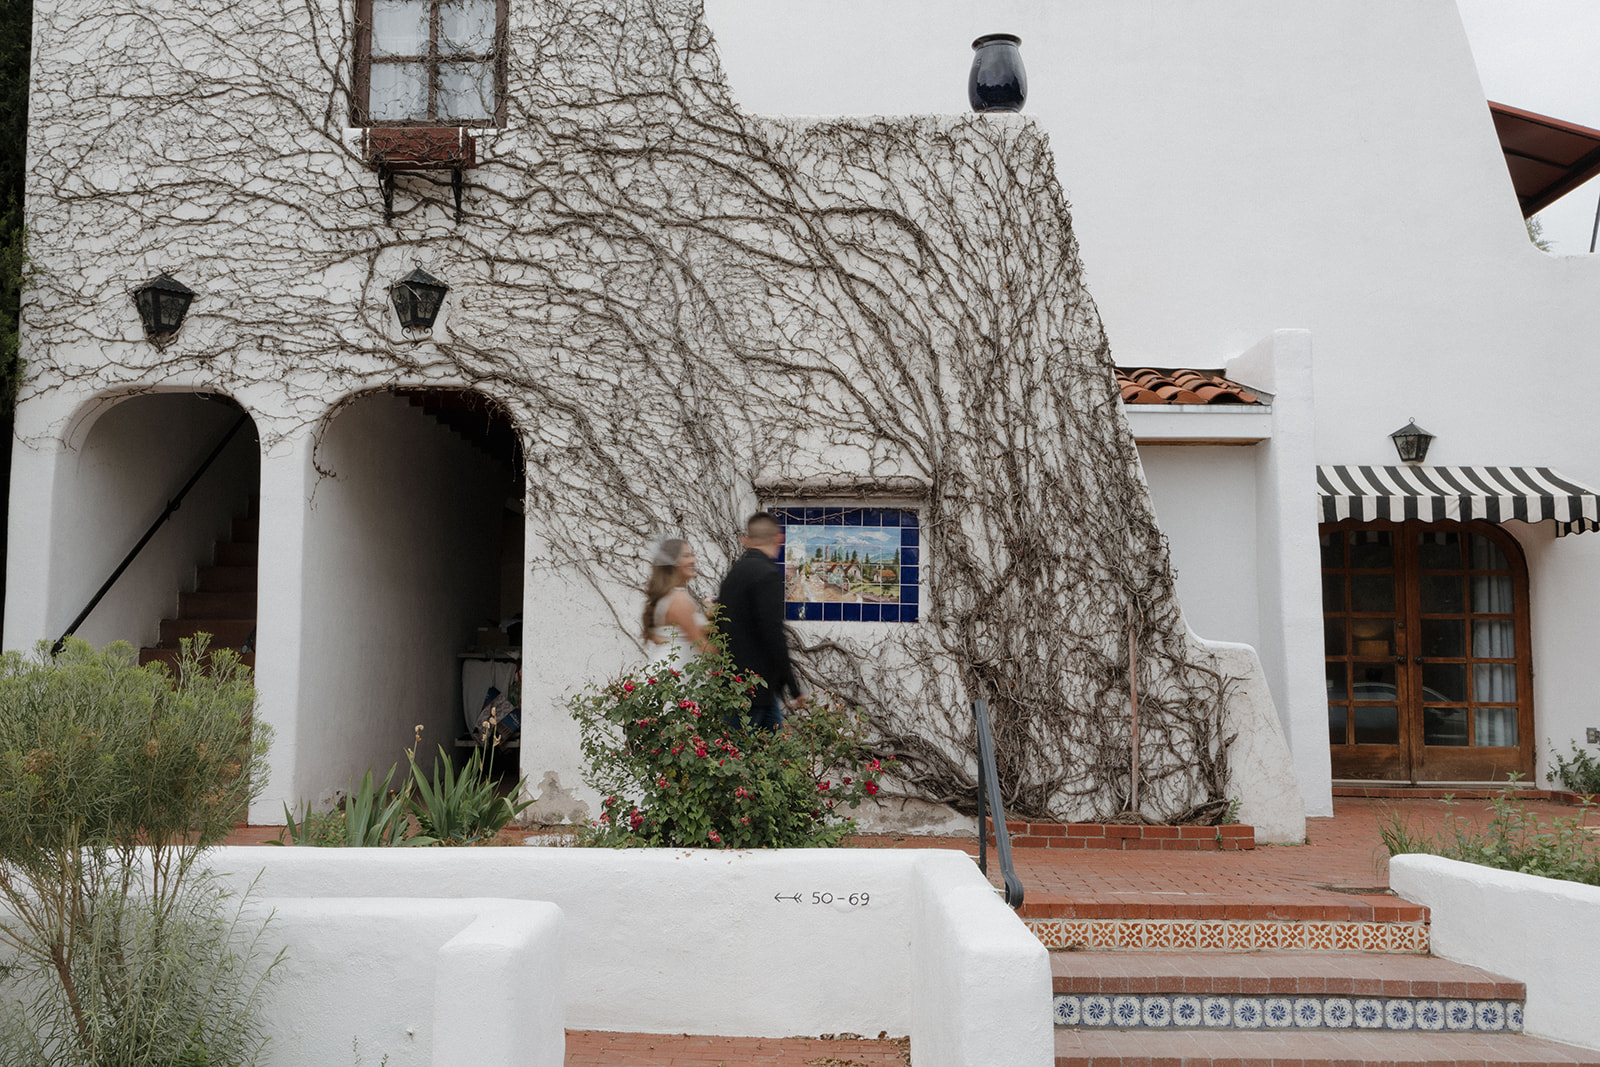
355, 0, 507, 126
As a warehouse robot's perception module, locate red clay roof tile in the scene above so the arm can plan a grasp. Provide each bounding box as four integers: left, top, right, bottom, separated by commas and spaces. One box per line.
1114, 367, 1262, 406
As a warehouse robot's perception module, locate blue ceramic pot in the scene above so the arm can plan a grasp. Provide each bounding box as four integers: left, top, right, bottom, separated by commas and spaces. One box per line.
969, 34, 1026, 113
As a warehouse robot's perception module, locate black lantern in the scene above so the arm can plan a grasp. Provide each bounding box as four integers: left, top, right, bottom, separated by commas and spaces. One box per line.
1389, 419, 1436, 464
132, 273, 194, 344
969, 34, 1027, 113
388, 267, 450, 331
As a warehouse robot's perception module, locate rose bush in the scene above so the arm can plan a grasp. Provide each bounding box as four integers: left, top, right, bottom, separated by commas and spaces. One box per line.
571, 645, 885, 848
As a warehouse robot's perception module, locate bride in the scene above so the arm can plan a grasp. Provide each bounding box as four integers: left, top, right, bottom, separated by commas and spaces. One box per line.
643, 538, 713, 668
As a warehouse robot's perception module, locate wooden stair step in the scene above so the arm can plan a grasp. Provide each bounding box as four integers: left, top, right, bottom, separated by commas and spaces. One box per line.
1054, 1027, 1600, 1066
214, 541, 258, 566
198, 564, 257, 591
178, 590, 257, 619
138, 648, 255, 671
1052, 951, 1522, 999
158, 618, 256, 647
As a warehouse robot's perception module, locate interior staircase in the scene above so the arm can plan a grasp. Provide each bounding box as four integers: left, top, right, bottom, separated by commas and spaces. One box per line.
139, 502, 257, 672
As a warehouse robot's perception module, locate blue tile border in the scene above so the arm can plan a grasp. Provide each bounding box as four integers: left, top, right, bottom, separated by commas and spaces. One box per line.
1051, 995, 1525, 1032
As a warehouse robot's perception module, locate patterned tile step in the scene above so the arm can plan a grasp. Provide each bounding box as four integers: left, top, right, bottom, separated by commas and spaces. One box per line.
1054, 1026, 1600, 1067
1028, 918, 1429, 952
1053, 993, 1522, 1032
1050, 950, 1522, 998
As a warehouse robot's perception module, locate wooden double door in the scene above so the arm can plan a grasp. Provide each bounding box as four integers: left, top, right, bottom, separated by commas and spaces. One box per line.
1322, 520, 1533, 783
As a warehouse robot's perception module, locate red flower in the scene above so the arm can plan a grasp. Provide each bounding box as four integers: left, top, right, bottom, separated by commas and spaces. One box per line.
818, 781, 831, 791
865, 781, 879, 795
645, 677, 657, 686
867, 759, 881, 771
656, 776, 669, 788
708, 830, 722, 843
842, 777, 852, 785
623, 682, 636, 693
696, 745, 709, 758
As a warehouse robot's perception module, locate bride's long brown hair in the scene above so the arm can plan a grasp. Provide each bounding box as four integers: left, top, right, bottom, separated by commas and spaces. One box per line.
642, 538, 690, 641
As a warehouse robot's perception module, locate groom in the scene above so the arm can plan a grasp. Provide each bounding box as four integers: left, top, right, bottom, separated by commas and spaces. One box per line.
717, 512, 800, 730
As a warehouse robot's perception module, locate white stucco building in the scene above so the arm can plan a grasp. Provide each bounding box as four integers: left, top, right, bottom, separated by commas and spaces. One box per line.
9, 0, 1599, 833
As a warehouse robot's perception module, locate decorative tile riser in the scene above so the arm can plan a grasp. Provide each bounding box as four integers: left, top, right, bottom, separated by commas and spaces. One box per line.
1028, 918, 1428, 953
1053, 994, 1521, 1032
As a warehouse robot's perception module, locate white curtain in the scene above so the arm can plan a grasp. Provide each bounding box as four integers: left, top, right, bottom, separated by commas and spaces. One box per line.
1471, 573, 1513, 614
1474, 706, 1517, 747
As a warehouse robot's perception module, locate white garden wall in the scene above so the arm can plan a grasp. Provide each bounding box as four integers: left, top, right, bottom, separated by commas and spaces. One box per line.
207, 845, 1053, 1067
243, 897, 564, 1067
1390, 854, 1600, 1051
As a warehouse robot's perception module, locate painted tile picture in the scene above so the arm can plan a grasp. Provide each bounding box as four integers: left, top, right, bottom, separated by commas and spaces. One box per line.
771, 507, 920, 623
785, 526, 902, 604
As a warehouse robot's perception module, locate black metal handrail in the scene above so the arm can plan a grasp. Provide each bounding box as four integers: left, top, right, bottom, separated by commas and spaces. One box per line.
51, 412, 250, 656
974, 698, 1024, 909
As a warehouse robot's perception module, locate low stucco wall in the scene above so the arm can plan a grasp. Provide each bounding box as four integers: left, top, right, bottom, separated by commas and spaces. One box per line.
245, 898, 564, 1067
1390, 854, 1600, 1050
207, 846, 1051, 1067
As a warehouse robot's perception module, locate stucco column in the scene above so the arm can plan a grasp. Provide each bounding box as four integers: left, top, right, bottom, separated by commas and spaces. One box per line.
3, 426, 64, 650
250, 424, 315, 821
1229, 329, 1333, 818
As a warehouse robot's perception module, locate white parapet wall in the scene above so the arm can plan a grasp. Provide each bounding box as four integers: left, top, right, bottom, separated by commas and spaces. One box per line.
1390, 854, 1600, 1051
208, 846, 1052, 1067
244, 898, 565, 1067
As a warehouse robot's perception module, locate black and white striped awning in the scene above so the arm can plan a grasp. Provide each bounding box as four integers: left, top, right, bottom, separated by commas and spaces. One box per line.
1318, 466, 1600, 536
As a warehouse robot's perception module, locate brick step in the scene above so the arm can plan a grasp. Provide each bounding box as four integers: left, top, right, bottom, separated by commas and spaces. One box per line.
1052, 951, 1524, 1032
1023, 893, 1427, 922
214, 541, 258, 567
1054, 1027, 1600, 1066
178, 590, 257, 618
197, 564, 258, 591
157, 618, 256, 647
1028, 915, 1429, 953
1052, 951, 1521, 999
138, 648, 255, 672
231, 515, 258, 544
989, 819, 1255, 851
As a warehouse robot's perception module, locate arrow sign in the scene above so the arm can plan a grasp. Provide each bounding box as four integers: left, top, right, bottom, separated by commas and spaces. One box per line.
773, 892, 801, 903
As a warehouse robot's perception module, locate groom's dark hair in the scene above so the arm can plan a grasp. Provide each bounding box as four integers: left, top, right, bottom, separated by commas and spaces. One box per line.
745, 511, 781, 543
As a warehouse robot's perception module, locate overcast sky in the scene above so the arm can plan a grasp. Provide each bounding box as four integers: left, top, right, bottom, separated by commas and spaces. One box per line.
1457, 0, 1600, 252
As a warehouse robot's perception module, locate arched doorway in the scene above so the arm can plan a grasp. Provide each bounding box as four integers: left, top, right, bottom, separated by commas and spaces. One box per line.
50, 393, 260, 663
298, 388, 524, 802
1321, 520, 1533, 783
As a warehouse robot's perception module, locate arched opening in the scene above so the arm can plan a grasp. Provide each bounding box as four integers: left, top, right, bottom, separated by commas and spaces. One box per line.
298, 388, 525, 804
1322, 519, 1534, 784
49, 392, 261, 665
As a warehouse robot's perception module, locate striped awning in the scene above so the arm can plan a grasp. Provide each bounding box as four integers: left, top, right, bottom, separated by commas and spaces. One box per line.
1318, 465, 1600, 536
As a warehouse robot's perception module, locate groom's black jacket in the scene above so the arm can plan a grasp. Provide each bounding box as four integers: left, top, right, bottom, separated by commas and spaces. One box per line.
716, 548, 799, 702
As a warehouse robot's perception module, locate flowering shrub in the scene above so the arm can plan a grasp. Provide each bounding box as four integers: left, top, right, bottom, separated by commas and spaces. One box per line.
571, 647, 885, 848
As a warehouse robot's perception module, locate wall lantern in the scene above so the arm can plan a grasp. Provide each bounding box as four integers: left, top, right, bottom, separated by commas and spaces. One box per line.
1389, 419, 1436, 464
132, 273, 194, 344
388, 267, 450, 331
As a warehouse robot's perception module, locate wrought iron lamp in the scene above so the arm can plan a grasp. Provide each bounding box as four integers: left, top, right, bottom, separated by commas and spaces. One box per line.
1389, 419, 1435, 464
132, 273, 194, 344
388, 267, 450, 331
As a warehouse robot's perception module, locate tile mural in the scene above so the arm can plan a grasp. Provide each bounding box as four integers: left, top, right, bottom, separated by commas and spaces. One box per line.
772, 507, 919, 623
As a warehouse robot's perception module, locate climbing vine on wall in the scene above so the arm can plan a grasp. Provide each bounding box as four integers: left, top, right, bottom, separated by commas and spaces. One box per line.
22, 0, 1232, 821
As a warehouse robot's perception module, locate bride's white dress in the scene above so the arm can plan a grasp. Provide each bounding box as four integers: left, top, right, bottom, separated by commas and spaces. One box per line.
648, 590, 707, 669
